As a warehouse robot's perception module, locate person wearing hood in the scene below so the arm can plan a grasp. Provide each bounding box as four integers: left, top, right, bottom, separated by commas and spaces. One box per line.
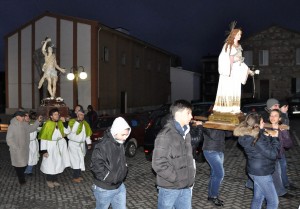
152, 99, 195, 209
234, 113, 280, 209
90, 117, 131, 209
6, 111, 42, 185
67, 109, 92, 183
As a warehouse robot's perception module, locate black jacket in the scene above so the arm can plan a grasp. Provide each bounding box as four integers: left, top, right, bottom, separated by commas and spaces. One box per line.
237, 129, 280, 176
202, 128, 232, 153
90, 129, 128, 190
152, 119, 196, 189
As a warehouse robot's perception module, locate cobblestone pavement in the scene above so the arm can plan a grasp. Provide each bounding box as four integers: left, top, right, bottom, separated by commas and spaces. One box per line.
1, 120, 300, 209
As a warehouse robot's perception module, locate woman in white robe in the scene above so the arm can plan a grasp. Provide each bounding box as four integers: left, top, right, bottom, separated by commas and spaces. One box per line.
213, 27, 253, 114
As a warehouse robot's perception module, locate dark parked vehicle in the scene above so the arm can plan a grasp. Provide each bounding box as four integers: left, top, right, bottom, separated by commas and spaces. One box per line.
91, 113, 149, 157
241, 102, 266, 115
144, 102, 212, 162
288, 92, 300, 117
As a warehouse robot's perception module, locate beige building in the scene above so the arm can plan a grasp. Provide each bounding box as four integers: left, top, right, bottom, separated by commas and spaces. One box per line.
5, 12, 172, 114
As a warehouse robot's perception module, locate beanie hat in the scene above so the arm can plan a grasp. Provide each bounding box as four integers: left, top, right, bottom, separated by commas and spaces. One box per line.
110, 117, 131, 138
266, 98, 279, 109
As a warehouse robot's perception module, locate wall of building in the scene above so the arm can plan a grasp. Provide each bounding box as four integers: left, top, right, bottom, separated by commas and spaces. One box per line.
170, 67, 200, 102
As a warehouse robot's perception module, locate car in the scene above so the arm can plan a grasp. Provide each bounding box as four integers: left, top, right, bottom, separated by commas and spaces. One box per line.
91, 113, 149, 157
287, 92, 300, 117
241, 102, 267, 115
144, 102, 212, 162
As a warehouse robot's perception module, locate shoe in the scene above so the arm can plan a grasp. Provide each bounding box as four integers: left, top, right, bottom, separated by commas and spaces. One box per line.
19, 180, 26, 186
280, 193, 294, 199
72, 178, 81, 183
208, 197, 224, 206
46, 181, 55, 188
78, 177, 83, 181
286, 184, 298, 190
25, 173, 33, 176
53, 182, 60, 187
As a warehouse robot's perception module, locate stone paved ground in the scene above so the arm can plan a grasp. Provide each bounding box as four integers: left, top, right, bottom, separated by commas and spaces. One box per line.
1, 120, 300, 209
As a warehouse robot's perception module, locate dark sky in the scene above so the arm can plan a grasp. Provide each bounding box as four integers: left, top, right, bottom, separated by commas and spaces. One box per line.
1, 0, 300, 72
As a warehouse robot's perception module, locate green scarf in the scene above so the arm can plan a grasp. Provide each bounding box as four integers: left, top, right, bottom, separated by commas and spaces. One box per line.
68, 119, 92, 137
38, 120, 65, 141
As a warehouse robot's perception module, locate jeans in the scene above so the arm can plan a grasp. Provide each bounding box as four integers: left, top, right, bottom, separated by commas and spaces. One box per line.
203, 150, 224, 198
245, 160, 287, 196
272, 160, 287, 196
92, 183, 126, 209
24, 165, 33, 174
278, 154, 289, 187
157, 186, 192, 209
249, 174, 279, 209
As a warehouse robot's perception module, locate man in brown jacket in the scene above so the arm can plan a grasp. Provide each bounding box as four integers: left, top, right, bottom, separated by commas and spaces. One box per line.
6, 111, 42, 185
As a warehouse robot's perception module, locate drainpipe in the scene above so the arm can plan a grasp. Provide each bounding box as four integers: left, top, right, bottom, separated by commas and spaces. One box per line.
97, 26, 102, 111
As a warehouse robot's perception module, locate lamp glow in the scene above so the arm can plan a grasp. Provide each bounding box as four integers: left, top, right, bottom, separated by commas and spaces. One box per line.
67, 72, 75, 80
79, 71, 87, 79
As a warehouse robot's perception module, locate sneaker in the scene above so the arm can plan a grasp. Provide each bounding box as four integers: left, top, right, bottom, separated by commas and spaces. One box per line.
72, 178, 81, 183
208, 197, 224, 206
53, 182, 60, 187
46, 181, 55, 188
78, 177, 83, 181
280, 193, 294, 199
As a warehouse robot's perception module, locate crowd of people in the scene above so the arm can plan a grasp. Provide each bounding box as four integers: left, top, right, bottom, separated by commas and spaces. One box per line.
5, 22, 297, 209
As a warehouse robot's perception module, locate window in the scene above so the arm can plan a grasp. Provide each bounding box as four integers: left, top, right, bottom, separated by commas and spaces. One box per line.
244, 50, 253, 66
121, 52, 126, 65
104, 47, 109, 62
135, 56, 140, 69
259, 50, 269, 66
296, 48, 300, 65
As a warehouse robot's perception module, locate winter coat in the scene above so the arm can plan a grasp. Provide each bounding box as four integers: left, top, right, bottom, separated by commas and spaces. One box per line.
202, 128, 232, 152
235, 126, 280, 176
90, 130, 128, 190
152, 119, 196, 189
6, 118, 40, 167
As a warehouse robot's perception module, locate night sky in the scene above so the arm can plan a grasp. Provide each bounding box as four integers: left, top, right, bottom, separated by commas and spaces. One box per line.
1, 0, 300, 72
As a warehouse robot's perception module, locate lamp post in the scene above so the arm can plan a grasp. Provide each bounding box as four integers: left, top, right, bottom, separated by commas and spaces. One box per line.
67, 66, 87, 106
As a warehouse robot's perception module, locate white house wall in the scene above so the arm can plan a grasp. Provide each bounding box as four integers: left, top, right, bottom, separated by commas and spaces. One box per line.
77, 23, 91, 109
170, 67, 200, 103
60, 19, 74, 107
21, 26, 32, 109
8, 34, 18, 109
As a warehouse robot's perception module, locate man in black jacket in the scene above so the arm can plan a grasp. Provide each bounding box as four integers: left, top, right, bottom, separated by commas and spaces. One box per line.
90, 117, 131, 209
152, 100, 195, 209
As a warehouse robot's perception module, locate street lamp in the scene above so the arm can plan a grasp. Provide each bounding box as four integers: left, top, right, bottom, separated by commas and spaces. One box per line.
67, 66, 87, 106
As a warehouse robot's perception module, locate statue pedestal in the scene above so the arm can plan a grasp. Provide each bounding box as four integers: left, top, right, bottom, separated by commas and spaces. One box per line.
194, 112, 245, 131
37, 98, 69, 120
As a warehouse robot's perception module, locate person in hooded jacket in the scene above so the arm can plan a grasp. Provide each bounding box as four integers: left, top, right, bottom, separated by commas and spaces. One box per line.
90, 117, 131, 209
6, 111, 42, 185
234, 113, 281, 209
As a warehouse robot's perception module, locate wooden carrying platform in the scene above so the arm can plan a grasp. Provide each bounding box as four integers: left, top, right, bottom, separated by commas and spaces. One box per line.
194, 112, 246, 131
0, 124, 8, 132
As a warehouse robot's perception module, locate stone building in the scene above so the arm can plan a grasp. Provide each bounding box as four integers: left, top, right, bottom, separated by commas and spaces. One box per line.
5, 12, 172, 114
242, 25, 300, 100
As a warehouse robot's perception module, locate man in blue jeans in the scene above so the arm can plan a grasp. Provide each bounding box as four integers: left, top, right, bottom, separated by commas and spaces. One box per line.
90, 117, 131, 209
152, 100, 196, 209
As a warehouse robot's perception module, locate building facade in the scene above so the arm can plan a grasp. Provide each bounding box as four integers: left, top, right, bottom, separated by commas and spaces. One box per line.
242, 25, 300, 100
5, 12, 171, 114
